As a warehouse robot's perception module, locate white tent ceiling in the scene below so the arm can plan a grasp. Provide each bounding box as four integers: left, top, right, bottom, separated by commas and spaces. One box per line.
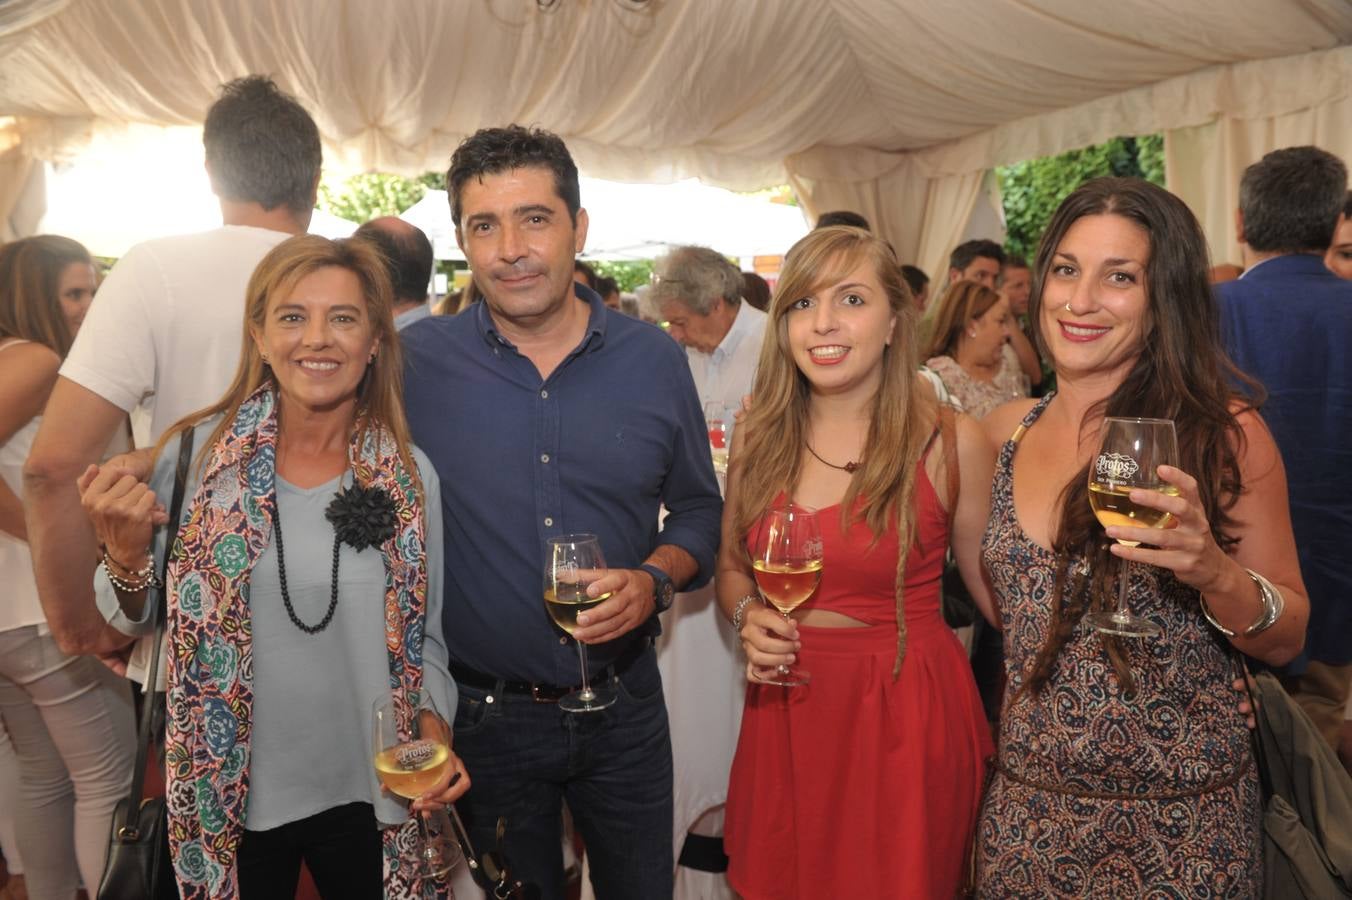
2, 0, 1351, 269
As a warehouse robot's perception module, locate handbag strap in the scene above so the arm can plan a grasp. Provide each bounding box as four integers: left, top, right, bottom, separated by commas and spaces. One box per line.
115, 429, 194, 839
1232, 648, 1273, 797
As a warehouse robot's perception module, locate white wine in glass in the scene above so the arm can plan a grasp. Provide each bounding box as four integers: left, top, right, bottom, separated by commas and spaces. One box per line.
545, 534, 618, 713
371, 693, 462, 878
752, 503, 822, 686
1085, 416, 1179, 638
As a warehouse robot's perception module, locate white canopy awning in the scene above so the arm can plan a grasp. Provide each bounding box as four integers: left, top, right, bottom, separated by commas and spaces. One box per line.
3, 0, 1351, 269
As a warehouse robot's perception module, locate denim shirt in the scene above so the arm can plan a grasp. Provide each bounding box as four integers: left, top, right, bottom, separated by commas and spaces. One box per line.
402, 285, 722, 685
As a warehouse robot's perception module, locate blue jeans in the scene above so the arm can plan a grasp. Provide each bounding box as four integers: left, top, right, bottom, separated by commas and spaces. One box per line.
452, 643, 673, 900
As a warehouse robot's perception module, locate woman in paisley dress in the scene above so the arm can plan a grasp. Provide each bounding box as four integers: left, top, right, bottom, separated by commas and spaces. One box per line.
80, 235, 469, 899
976, 177, 1309, 897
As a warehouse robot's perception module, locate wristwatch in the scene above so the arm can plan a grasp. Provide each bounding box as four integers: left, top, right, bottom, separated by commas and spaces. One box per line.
639, 564, 675, 614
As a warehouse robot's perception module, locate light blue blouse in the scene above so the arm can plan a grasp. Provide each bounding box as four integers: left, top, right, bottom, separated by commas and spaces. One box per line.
96, 421, 456, 830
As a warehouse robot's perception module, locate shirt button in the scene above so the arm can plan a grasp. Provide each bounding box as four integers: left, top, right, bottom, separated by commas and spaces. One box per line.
544, 517, 553, 527
540, 389, 549, 399
559, 636, 568, 645
540, 453, 550, 463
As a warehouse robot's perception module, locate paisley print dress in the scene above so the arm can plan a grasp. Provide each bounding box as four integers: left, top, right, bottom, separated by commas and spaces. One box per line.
976, 396, 1261, 898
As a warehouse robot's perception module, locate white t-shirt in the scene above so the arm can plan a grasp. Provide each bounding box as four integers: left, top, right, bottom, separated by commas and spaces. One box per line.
61, 225, 290, 443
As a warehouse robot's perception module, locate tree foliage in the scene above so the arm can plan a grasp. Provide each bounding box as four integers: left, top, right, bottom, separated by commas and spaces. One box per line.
317, 171, 441, 224
998, 135, 1164, 261
591, 260, 654, 293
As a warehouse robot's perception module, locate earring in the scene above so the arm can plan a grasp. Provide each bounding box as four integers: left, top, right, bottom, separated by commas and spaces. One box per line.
967, 329, 976, 339
260, 354, 269, 364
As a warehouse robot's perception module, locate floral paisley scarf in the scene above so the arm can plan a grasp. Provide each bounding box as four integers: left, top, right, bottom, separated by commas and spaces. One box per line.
163, 385, 447, 899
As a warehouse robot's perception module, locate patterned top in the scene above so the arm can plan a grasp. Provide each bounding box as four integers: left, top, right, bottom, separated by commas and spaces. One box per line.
925, 350, 1027, 420
981, 395, 1252, 795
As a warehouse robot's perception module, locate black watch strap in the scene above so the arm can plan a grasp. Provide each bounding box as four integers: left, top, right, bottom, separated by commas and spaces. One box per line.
639, 563, 675, 613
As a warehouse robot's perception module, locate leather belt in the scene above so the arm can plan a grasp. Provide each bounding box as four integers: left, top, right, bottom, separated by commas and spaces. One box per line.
449, 638, 649, 703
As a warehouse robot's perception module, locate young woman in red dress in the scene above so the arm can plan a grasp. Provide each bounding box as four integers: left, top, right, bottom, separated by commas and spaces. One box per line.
718, 226, 997, 898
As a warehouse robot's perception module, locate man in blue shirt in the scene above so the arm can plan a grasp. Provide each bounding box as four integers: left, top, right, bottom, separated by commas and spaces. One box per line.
402, 125, 721, 900
1217, 145, 1352, 751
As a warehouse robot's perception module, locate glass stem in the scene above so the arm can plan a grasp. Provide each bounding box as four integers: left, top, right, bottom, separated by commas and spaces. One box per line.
416, 810, 434, 858
1115, 560, 1133, 621
575, 638, 595, 700
778, 612, 793, 676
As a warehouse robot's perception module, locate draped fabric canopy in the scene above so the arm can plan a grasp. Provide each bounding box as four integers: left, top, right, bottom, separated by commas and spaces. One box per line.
2, 0, 1351, 269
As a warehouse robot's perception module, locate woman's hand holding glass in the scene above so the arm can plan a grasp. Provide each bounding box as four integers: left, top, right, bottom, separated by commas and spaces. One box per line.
407, 708, 471, 815
372, 694, 469, 877
1104, 463, 1232, 595
738, 604, 801, 684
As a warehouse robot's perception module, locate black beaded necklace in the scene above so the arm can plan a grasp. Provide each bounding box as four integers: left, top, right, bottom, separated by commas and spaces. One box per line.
273, 498, 341, 635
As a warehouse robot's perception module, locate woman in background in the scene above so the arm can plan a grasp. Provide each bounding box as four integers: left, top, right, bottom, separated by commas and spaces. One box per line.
922, 279, 1027, 420
0, 235, 134, 900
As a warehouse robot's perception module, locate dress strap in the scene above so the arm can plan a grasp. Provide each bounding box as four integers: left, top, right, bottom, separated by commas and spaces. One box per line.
1009, 392, 1055, 445
0, 338, 32, 355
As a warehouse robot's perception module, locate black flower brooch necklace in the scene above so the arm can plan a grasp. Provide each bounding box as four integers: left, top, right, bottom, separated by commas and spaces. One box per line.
273, 481, 398, 635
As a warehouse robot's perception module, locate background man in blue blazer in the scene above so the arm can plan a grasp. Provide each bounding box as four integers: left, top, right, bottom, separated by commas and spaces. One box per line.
1218, 145, 1352, 751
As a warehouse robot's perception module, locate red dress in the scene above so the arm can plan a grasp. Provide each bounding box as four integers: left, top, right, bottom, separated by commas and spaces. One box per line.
724, 465, 992, 899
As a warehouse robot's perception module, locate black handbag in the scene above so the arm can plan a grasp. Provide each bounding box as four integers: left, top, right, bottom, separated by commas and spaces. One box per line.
97, 431, 194, 900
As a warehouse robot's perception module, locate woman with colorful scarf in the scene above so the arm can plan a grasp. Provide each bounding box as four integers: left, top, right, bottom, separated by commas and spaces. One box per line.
79, 235, 468, 898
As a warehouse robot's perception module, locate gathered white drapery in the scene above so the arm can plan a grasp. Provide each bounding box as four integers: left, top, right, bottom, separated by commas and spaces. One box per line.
1, 1, 1350, 266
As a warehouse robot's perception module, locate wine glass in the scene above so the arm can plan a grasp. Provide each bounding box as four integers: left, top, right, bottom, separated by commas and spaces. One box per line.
704, 401, 729, 475
545, 534, 618, 713
372, 692, 463, 877
1085, 417, 1179, 638
751, 503, 822, 686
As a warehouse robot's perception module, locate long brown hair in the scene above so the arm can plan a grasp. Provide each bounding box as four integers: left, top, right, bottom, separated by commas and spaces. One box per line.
1021, 177, 1262, 696
731, 226, 933, 676
155, 235, 421, 496
921, 279, 1002, 359
0, 235, 93, 356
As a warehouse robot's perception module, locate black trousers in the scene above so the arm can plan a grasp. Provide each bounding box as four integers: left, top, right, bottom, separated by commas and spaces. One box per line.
236, 801, 382, 899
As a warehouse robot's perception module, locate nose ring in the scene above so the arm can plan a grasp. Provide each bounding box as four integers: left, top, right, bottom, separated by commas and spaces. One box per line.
1064, 302, 1072, 312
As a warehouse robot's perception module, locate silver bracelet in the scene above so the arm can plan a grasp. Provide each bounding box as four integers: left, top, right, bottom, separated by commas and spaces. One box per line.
1199, 569, 1283, 638
731, 594, 758, 632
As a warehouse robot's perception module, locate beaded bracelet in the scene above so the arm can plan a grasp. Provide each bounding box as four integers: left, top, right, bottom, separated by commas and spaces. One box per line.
731, 594, 758, 633
100, 548, 161, 594
1200, 569, 1283, 638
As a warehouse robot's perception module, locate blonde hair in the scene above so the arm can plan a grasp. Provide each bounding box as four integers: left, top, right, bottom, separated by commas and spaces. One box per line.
731, 226, 935, 676
921, 279, 1002, 359
156, 234, 420, 495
